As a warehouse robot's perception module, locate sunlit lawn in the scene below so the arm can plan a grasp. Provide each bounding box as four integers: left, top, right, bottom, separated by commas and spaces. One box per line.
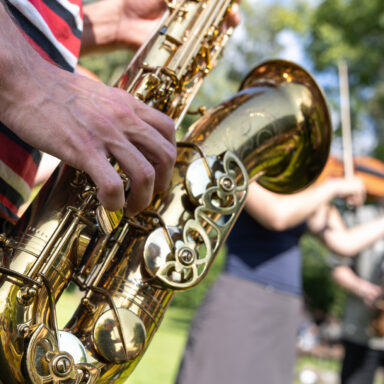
57, 291, 192, 384
57, 292, 384, 384
128, 307, 192, 384
58, 292, 341, 384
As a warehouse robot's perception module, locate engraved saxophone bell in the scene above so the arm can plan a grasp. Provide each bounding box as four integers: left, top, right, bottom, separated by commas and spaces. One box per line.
184, 59, 331, 195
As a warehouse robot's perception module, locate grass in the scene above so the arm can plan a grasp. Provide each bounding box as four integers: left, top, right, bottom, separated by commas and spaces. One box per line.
128, 307, 193, 384
56, 291, 193, 384
57, 292, 384, 384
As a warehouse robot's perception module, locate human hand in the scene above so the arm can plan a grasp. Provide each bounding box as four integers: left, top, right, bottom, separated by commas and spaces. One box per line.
328, 176, 366, 207
3, 60, 176, 216
115, 0, 168, 50
357, 281, 383, 308
115, 0, 242, 49
81, 0, 167, 54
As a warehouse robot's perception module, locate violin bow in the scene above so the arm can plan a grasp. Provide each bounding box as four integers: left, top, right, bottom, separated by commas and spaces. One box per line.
338, 60, 354, 179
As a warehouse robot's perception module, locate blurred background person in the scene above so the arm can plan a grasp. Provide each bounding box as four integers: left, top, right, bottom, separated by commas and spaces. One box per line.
175, 175, 384, 384
333, 200, 384, 384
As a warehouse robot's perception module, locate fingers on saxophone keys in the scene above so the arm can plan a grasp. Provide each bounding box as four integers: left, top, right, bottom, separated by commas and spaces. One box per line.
89, 147, 175, 215
117, 135, 176, 216
86, 146, 155, 214
123, 122, 177, 192
132, 97, 176, 146
85, 154, 126, 212
104, 135, 175, 216
84, 96, 176, 214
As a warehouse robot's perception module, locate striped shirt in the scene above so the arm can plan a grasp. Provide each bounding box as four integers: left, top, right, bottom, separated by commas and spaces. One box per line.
0, 0, 83, 223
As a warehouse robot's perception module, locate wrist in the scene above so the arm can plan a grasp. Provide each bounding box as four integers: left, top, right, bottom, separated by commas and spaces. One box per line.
0, 41, 65, 142
356, 280, 372, 300
357, 284, 366, 299
81, 0, 121, 55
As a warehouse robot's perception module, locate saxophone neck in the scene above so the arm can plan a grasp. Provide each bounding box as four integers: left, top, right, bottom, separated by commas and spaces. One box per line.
115, 0, 235, 126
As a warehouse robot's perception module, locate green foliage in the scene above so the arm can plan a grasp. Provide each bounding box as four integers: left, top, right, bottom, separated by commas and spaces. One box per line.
79, 50, 134, 85
368, 82, 384, 157
301, 234, 346, 319
307, 0, 384, 85
303, 0, 384, 155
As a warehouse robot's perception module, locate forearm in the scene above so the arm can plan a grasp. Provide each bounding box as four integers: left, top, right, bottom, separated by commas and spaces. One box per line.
272, 182, 339, 227
324, 215, 384, 257
246, 181, 339, 231
333, 266, 382, 306
333, 266, 363, 297
0, 2, 48, 123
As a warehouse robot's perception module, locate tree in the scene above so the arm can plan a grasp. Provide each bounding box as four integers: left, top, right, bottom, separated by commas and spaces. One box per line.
304, 0, 384, 155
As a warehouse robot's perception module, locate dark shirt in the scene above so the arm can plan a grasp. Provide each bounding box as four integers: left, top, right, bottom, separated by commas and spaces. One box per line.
225, 210, 307, 295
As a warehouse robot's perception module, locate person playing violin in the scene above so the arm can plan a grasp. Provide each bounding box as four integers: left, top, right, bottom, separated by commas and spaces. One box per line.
331, 191, 384, 384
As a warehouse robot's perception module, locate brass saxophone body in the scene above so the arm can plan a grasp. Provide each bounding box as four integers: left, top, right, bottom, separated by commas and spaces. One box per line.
0, 1, 331, 383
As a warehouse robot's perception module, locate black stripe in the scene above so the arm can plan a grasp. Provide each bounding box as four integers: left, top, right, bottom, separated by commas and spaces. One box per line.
0, 176, 25, 208
42, 0, 82, 39
0, 122, 42, 166
0, 201, 19, 221
5, 1, 73, 72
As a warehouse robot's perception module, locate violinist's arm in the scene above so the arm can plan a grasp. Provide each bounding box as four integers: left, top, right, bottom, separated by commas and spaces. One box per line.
245, 176, 364, 231
307, 205, 384, 257
333, 265, 382, 307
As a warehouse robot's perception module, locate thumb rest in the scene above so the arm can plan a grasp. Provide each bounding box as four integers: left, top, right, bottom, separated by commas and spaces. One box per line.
0, 2, 331, 383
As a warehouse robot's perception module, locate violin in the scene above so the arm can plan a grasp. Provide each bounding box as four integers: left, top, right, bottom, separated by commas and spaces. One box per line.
317, 155, 384, 199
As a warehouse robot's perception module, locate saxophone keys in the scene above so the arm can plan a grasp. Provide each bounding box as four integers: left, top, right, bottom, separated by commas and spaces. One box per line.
93, 308, 146, 363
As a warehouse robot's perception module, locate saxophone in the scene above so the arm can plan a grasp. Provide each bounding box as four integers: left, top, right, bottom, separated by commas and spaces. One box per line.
0, 1, 332, 383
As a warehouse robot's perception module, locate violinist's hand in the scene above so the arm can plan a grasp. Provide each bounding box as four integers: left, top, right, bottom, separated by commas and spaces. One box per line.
328, 176, 367, 206
358, 281, 383, 308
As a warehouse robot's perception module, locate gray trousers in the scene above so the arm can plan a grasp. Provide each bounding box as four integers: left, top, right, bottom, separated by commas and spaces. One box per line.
175, 274, 302, 384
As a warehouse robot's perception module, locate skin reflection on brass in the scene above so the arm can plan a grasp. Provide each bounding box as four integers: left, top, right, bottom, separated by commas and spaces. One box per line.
96, 206, 123, 235
94, 309, 146, 363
